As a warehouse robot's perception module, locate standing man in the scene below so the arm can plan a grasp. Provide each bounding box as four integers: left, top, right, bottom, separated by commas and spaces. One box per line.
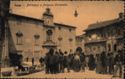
80, 52, 85, 72
32, 57, 34, 66
113, 50, 123, 78
59, 49, 64, 73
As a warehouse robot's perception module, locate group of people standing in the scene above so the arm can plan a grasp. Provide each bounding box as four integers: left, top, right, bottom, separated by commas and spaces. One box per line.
39, 48, 123, 78
94, 50, 123, 78
39, 49, 85, 74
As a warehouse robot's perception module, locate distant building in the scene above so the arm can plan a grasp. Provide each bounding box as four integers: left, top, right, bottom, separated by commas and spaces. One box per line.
75, 34, 85, 53
84, 13, 124, 55
8, 8, 76, 62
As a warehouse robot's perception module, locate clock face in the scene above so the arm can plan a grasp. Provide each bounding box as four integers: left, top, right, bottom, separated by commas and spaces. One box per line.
44, 19, 51, 25
47, 19, 50, 24
44, 19, 48, 25
44, 16, 53, 25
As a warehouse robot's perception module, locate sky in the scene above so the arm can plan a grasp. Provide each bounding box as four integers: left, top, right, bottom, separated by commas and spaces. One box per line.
10, 1, 124, 35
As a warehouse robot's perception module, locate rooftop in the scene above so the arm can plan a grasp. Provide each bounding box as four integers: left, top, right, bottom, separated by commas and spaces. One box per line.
9, 13, 76, 29
85, 12, 124, 31
85, 18, 120, 31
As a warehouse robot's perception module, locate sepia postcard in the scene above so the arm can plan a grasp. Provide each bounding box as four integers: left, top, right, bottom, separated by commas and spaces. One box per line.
0, 0, 124, 79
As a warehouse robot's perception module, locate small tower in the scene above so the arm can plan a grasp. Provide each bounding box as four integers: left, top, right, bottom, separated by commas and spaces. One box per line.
42, 8, 54, 26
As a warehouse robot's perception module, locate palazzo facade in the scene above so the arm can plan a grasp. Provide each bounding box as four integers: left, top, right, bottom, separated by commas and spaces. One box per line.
7, 8, 76, 61
84, 13, 124, 55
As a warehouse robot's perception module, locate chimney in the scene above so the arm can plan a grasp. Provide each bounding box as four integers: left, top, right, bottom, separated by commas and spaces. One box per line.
119, 12, 124, 20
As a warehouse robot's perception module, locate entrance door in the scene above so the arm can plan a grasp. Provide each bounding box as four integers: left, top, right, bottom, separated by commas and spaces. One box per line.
46, 46, 57, 52
42, 46, 57, 56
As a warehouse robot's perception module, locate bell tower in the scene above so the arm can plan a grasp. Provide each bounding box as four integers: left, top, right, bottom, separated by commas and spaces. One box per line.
42, 8, 54, 26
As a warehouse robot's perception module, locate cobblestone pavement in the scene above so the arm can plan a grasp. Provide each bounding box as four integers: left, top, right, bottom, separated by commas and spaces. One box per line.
1, 69, 122, 79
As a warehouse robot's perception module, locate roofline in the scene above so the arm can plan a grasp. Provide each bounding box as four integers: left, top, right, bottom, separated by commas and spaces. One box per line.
54, 23, 76, 29
9, 13, 76, 29
9, 13, 43, 22
84, 18, 121, 31
84, 27, 103, 32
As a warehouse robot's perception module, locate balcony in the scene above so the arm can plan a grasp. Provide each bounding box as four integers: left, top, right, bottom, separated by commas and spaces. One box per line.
85, 38, 106, 44
115, 35, 123, 40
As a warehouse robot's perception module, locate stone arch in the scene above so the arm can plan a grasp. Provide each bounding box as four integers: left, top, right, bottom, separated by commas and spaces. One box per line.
76, 47, 83, 53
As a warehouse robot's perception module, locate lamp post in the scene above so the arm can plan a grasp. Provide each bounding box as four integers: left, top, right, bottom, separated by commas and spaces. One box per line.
31, 37, 35, 66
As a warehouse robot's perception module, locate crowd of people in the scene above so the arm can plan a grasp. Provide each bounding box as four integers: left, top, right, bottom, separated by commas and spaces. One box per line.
39, 48, 123, 78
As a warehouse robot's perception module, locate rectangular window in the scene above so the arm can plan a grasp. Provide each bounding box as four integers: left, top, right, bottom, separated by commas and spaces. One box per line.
58, 27, 61, 30
34, 34, 40, 45
16, 37, 23, 45
35, 39, 40, 46
69, 28, 72, 32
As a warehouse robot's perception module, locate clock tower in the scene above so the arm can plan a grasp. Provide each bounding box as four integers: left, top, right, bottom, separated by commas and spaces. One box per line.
42, 8, 54, 26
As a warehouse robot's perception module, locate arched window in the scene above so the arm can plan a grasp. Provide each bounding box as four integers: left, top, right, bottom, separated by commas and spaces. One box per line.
69, 38, 73, 42
34, 34, 40, 45
58, 36, 63, 41
69, 28, 72, 32
58, 36, 63, 47
46, 29, 53, 41
58, 27, 61, 30
76, 47, 82, 53
16, 31, 23, 45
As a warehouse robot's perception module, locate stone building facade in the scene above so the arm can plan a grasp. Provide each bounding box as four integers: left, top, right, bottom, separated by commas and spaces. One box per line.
8, 8, 76, 61
84, 13, 124, 55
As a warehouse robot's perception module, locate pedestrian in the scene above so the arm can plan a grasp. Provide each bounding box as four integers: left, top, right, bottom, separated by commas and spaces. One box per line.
113, 50, 123, 78
32, 57, 34, 66
48, 48, 57, 74
80, 52, 85, 72
26, 57, 29, 62
44, 52, 50, 74
63, 51, 69, 73
59, 49, 64, 73
4, 56, 9, 67
100, 51, 107, 74
72, 53, 81, 72
67, 52, 74, 72
55, 51, 60, 73
85, 55, 89, 70
106, 53, 110, 74
39, 57, 44, 70
109, 53, 114, 74
68, 49, 74, 70
88, 54, 96, 70
95, 54, 102, 74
